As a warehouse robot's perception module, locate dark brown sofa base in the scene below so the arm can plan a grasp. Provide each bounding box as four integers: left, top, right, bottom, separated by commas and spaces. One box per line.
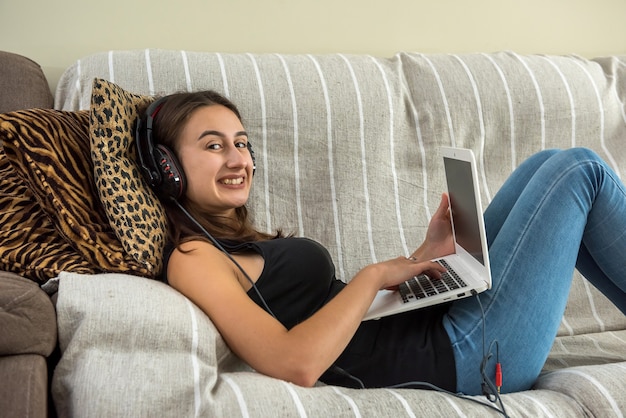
0, 272, 58, 418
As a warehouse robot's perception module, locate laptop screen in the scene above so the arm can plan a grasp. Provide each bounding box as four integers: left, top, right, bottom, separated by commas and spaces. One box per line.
443, 157, 484, 265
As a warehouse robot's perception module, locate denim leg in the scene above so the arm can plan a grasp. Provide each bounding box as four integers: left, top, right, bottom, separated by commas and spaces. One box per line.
442, 148, 626, 395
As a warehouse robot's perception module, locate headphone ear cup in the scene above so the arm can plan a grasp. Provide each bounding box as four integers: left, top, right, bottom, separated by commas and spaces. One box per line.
247, 141, 256, 175
154, 144, 186, 200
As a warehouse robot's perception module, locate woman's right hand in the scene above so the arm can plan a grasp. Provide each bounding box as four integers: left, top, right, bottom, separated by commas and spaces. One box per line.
362, 256, 447, 291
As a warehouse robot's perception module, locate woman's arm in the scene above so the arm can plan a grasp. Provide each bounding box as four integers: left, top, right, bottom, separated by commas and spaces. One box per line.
167, 241, 445, 387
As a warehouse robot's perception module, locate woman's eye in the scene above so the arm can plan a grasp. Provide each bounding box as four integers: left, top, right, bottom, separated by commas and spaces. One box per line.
206, 143, 221, 150
235, 141, 247, 149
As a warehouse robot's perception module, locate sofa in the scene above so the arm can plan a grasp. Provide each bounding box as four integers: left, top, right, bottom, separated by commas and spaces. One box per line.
2, 48, 626, 417
0, 51, 57, 418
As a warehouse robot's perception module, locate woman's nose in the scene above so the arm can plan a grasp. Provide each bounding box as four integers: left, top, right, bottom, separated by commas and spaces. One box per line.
225, 145, 247, 168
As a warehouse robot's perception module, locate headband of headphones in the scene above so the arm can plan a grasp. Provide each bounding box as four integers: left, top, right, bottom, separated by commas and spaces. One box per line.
135, 96, 256, 201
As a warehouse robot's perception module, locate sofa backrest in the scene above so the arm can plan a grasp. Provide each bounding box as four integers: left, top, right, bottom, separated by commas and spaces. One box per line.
55, 49, 626, 336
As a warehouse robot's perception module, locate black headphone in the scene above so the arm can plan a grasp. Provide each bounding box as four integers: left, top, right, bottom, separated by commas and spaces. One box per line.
135, 96, 256, 200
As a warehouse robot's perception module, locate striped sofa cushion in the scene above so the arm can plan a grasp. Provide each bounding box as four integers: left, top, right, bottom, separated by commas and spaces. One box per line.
52, 49, 626, 417
55, 49, 626, 336
54, 271, 626, 417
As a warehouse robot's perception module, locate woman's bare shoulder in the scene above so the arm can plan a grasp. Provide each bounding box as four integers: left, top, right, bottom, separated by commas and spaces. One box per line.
167, 240, 234, 287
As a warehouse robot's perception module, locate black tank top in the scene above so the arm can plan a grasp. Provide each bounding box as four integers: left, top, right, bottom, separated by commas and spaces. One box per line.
162, 237, 456, 390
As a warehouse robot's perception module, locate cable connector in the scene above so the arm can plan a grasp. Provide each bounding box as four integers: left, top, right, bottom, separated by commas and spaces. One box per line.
495, 362, 502, 393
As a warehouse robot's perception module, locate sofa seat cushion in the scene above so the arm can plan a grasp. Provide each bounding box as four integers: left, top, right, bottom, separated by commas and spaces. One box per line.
0, 271, 56, 356
535, 361, 626, 416
53, 271, 626, 417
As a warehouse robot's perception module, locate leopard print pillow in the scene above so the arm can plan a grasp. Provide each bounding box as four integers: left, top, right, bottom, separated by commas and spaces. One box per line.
0, 109, 146, 279
89, 78, 166, 277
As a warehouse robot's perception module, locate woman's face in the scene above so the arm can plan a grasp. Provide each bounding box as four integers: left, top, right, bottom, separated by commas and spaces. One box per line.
176, 104, 254, 216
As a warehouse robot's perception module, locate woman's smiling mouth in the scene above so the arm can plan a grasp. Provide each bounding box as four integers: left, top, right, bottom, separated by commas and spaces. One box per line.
221, 177, 244, 185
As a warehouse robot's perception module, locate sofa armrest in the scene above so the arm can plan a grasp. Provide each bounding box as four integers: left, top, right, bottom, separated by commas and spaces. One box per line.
0, 271, 57, 357
0, 51, 53, 113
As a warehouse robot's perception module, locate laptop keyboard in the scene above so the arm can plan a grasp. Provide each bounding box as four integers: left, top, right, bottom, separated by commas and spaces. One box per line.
398, 259, 467, 303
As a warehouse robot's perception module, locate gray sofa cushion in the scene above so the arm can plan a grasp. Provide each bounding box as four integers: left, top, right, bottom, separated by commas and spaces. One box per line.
51, 49, 626, 417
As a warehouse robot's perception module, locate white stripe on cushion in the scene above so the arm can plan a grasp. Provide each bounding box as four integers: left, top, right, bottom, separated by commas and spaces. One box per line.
482, 54, 517, 171
184, 298, 202, 417
331, 387, 362, 418
75, 59, 84, 110
280, 381, 307, 418
340, 54, 378, 264
571, 59, 621, 179
401, 71, 432, 221
384, 389, 417, 418
276, 54, 304, 236
442, 395, 466, 416
308, 55, 346, 281
216, 53, 229, 97
452, 54, 492, 203
551, 339, 571, 368
420, 54, 456, 147
582, 274, 606, 332
189, 304, 203, 409
180, 50, 193, 92
144, 49, 155, 96
560, 316, 574, 337
246, 53, 273, 234
518, 393, 556, 418
541, 57, 576, 148
108, 50, 115, 83
610, 331, 626, 344
371, 56, 409, 256
222, 375, 250, 418
555, 369, 622, 417
513, 53, 546, 149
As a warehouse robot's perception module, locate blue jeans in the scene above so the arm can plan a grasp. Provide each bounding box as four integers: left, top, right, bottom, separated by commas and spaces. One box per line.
442, 148, 626, 395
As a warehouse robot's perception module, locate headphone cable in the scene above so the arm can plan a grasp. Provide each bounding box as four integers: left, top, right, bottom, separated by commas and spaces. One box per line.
171, 199, 277, 318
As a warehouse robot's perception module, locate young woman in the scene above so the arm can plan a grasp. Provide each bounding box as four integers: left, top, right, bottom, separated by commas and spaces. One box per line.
136, 90, 626, 397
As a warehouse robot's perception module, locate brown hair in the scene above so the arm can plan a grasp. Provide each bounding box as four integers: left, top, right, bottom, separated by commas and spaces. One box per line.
138, 91, 282, 248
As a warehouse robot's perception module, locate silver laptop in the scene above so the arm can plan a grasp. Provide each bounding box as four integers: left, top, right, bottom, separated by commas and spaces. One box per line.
363, 147, 492, 321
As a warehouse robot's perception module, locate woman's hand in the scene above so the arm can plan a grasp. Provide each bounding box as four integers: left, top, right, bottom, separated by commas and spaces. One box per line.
359, 256, 447, 291
410, 193, 455, 262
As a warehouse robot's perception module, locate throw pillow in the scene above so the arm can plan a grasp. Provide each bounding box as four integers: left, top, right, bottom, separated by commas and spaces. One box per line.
89, 78, 166, 276
0, 146, 95, 283
0, 109, 148, 277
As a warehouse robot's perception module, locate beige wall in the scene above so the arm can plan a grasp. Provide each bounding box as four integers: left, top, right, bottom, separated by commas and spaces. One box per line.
1, 0, 625, 93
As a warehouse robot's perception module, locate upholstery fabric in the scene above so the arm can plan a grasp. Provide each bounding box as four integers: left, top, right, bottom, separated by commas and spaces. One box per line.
0, 49, 57, 418
0, 51, 53, 113
52, 49, 626, 417
0, 109, 147, 277
55, 271, 626, 417
0, 146, 94, 283
0, 270, 56, 356
89, 78, 165, 276
0, 354, 49, 417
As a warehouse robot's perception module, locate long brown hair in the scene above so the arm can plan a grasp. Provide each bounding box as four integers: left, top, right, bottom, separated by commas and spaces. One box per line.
138, 91, 282, 248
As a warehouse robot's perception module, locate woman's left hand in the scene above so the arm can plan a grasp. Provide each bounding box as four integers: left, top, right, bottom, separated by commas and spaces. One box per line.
410, 193, 455, 262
